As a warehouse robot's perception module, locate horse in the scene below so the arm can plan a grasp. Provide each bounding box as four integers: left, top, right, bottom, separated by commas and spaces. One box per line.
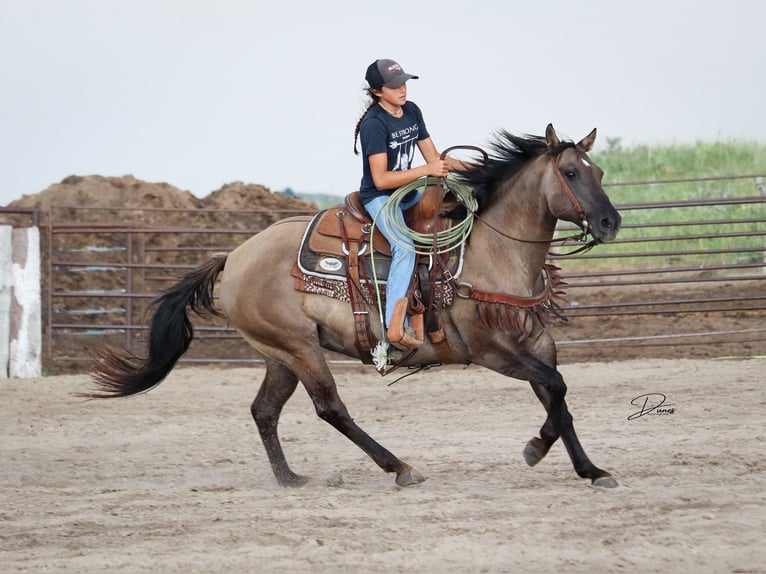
86, 124, 622, 489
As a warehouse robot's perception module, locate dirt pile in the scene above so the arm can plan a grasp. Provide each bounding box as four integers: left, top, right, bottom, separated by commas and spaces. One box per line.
7, 174, 317, 227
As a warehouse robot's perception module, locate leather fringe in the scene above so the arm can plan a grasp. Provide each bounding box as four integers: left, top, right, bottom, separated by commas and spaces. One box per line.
473, 264, 568, 337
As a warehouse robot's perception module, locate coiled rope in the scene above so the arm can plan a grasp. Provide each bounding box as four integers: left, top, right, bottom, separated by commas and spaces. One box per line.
368, 176, 477, 334
372, 176, 477, 255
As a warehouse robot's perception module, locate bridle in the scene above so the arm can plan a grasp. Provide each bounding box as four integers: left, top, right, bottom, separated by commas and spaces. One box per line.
545, 153, 602, 256
549, 155, 589, 235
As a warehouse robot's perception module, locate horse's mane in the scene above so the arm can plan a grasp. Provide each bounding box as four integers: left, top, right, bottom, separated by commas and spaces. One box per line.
456, 131, 575, 213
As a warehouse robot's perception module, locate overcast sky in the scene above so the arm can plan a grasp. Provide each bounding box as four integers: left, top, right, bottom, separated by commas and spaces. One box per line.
1, 0, 763, 206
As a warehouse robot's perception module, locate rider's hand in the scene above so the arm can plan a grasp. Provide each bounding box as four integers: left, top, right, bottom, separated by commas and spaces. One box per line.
426, 158, 449, 178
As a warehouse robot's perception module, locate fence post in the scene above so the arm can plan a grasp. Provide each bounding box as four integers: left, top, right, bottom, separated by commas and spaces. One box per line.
7, 227, 42, 378
0, 226, 12, 377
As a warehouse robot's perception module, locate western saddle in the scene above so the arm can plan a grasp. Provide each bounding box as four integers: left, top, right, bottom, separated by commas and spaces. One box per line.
295, 184, 463, 363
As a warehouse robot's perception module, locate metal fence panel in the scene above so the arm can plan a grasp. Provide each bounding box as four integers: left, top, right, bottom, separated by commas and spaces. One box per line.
38, 176, 766, 369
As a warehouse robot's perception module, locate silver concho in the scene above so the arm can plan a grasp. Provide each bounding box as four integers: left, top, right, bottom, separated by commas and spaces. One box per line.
318, 257, 343, 272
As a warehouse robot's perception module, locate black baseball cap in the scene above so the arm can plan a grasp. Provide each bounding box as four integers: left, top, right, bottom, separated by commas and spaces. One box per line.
365, 59, 419, 90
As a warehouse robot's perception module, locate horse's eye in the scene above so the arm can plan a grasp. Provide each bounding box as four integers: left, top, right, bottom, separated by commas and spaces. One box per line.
565, 170, 577, 180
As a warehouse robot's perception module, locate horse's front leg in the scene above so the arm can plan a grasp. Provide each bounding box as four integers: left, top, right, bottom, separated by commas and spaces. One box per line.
522, 380, 559, 466
508, 353, 618, 488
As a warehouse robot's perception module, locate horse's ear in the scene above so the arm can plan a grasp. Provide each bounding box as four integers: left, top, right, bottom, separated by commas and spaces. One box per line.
545, 124, 560, 148
577, 128, 597, 152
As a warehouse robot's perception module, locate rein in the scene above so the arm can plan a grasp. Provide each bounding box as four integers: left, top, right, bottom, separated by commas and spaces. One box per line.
470, 211, 598, 256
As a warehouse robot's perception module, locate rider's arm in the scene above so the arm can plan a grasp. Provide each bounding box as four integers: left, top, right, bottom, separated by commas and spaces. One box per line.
368, 140, 448, 191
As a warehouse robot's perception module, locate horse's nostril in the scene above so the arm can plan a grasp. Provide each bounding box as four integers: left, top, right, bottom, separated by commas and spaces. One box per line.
601, 217, 613, 231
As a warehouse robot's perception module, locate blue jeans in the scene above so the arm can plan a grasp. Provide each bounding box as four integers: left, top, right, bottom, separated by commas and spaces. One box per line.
363, 191, 422, 327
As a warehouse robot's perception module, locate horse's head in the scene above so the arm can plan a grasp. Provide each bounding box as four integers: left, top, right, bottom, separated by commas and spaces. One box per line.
544, 124, 621, 243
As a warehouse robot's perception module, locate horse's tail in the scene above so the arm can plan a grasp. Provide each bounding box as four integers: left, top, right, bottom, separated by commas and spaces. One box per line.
83, 253, 228, 398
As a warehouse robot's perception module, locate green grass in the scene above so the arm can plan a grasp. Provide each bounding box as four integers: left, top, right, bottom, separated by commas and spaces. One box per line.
595, 140, 766, 189
570, 141, 766, 271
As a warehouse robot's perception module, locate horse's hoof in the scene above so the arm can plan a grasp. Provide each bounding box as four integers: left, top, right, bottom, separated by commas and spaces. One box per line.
592, 475, 619, 488
523, 442, 542, 467
395, 465, 426, 487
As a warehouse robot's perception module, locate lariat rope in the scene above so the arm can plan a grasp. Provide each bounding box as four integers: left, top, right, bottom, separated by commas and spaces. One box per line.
369, 176, 477, 334
374, 176, 477, 255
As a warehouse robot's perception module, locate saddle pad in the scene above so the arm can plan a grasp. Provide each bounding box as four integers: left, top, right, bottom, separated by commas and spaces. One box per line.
298, 211, 392, 281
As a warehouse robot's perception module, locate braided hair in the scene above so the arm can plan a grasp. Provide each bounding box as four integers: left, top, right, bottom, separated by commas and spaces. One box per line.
353, 89, 380, 156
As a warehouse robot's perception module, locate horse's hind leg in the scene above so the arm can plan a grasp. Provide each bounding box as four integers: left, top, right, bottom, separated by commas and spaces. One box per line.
251, 359, 307, 486
292, 350, 425, 487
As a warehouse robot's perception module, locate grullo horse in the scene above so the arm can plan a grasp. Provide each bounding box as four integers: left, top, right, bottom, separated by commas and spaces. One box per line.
87, 124, 622, 489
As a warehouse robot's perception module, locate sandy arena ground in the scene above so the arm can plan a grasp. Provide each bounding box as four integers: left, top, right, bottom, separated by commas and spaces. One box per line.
1, 359, 764, 573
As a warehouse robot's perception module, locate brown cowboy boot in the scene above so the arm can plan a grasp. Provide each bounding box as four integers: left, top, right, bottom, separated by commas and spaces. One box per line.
387, 298, 424, 350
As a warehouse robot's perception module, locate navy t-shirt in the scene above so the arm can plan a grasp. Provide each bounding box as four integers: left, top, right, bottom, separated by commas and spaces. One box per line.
359, 101, 431, 202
